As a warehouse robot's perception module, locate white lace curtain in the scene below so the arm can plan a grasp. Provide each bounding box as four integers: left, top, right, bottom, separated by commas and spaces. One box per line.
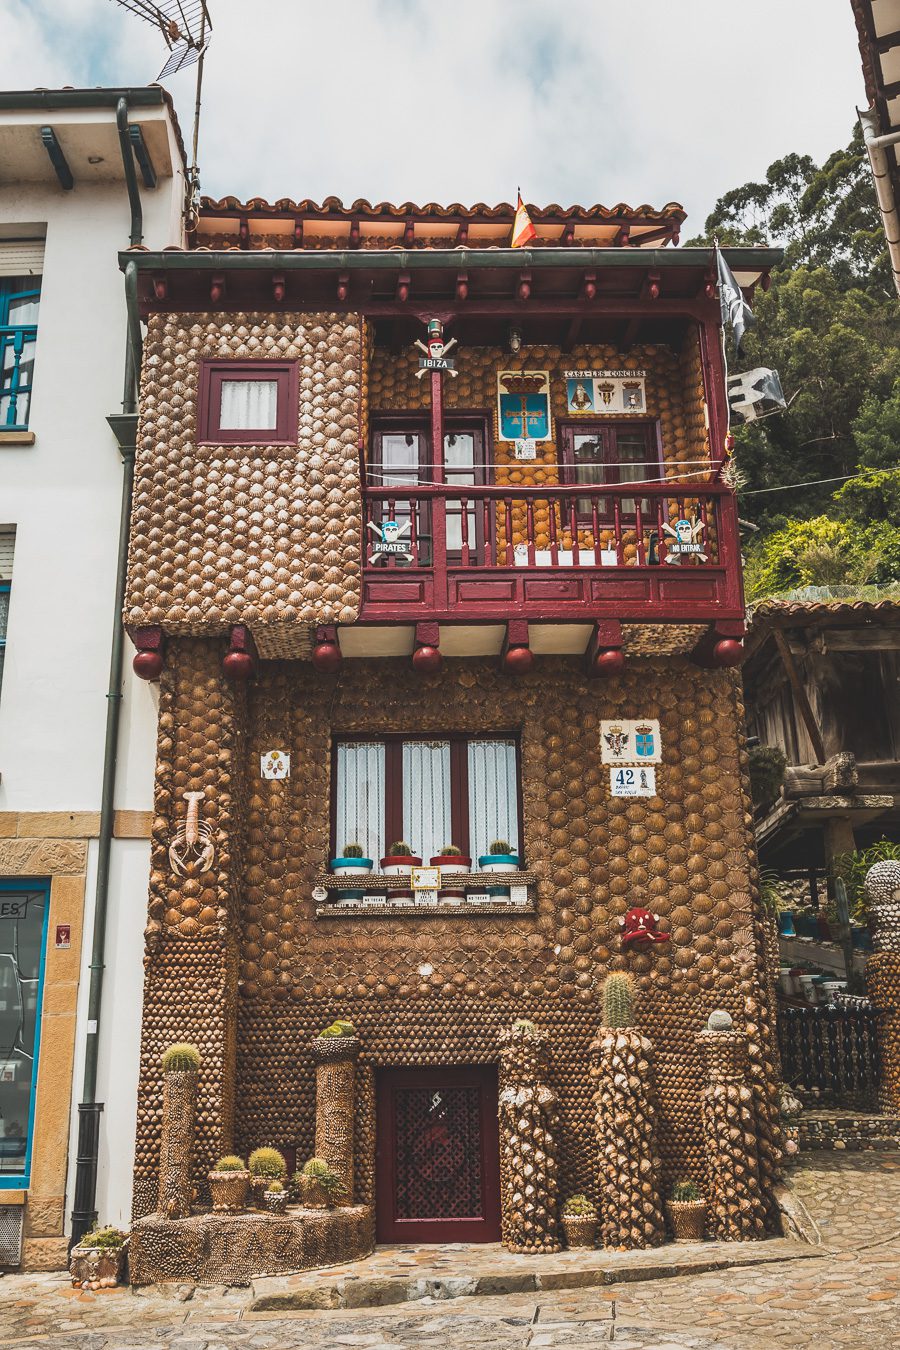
468, 739, 518, 859
335, 742, 385, 861
402, 741, 451, 859
218, 379, 278, 430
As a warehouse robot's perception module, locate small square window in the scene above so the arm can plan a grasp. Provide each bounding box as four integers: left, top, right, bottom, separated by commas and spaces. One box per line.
198, 361, 298, 444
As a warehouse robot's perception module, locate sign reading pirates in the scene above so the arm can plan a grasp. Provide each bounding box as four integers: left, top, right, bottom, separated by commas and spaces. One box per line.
415, 317, 458, 378
368, 517, 414, 562
663, 515, 708, 563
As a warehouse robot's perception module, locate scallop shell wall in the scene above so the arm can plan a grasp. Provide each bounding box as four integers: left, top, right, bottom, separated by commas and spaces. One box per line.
125, 313, 365, 656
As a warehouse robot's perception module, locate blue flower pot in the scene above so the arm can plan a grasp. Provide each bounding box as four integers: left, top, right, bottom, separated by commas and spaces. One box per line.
330, 857, 374, 872
794, 914, 816, 938
477, 853, 520, 871
778, 910, 796, 938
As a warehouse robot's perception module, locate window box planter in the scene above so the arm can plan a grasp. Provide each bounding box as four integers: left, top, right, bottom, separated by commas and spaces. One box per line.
665, 1198, 707, 1241
431, 853, 471, 900
208, 1168, 249, 1212
69, 1240, 127, 1290
330, 855, 374, 900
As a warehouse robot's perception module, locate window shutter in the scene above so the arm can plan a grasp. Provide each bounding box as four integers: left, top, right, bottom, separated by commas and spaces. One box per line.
0, 528, 15, 580
0, 241, 44, 278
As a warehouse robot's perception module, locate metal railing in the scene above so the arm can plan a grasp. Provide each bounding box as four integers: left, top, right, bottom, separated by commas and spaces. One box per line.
778, 1000, 880, 1109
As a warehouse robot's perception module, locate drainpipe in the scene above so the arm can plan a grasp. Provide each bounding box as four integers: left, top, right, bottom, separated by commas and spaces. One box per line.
860, 106, 900, 299
69, 260, 142, 1242
116, 97, 143, 247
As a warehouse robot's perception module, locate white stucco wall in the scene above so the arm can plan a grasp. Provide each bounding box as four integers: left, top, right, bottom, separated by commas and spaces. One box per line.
0, 100, 184, 1231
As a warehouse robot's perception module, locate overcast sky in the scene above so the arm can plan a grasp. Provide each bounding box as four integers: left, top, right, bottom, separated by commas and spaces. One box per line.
4, 0, 865, 231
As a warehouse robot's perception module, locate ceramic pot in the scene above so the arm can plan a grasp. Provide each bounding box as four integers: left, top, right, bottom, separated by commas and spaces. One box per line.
477, 853, 520, 873
330, 857, 373, 875
777, 910, 796, 938
431, 855, 471, 899
666, 1199, 707, 1240
379, 855, 422, 876
208, 1169, 249, 1212
69, 1243, 126, 1289
561, 1214, 598, 1248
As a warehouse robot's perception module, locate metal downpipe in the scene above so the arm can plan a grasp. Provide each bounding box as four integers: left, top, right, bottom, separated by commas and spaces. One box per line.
116, 96, 143, 248
860, 106, 900, 299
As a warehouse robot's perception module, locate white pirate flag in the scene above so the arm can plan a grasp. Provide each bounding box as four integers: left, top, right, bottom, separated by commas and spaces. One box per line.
716, 247, 756, 356
727, 367, 786, 424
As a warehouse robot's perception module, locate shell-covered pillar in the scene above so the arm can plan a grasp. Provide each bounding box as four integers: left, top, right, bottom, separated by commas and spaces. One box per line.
864, 861, 900, 1112
498, 1021, 561, 1253
311, 1024, 360, 1205
589, 1021, 665, 1250
157, 1067, 199, 1219
696, 1016, 767, 1241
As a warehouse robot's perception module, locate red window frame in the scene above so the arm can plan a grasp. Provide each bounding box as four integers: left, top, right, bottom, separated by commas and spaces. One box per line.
559, 419, 663, 519
330, 731, 523, 861
198, 360, 298, 445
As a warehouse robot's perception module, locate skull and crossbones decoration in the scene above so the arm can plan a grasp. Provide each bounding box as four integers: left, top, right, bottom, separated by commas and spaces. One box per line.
368, 517, 413, 562
168, 790, 215, 876
414, 317, 458, 379
662, 515, 708, 563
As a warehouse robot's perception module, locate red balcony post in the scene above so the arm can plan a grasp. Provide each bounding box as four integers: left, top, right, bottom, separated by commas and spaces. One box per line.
430, 370, 449, 608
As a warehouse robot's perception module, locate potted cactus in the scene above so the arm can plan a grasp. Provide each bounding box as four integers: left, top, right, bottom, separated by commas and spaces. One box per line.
665, 1180, 707, 1241
330, 842, 374, 897
263, 1179, 288, 1214
248, 1146, 287, 1206
561, 1195, 598, 1249
69, 1225, 127, 1290
477, 839, 520, 873
379, 840, 422, 875
207, 1155, 250, 1212
295, 1156, 345, 1209
431, 843, 471, 901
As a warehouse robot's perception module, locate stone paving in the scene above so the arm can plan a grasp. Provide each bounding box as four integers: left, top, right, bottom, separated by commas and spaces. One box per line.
1, 1152, 898, 1349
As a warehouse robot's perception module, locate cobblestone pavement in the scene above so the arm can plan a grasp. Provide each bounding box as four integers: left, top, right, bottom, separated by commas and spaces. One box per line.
2, 1152, 899, 1349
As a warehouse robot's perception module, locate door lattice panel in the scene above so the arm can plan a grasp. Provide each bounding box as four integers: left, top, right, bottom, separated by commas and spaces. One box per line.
394, 1085, 483, 1220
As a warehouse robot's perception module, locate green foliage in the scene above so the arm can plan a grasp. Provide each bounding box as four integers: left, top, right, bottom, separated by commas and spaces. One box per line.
317, 1018, 356, 1038
831, 838, 900, 922
489, 840, 514, 855
748, 746, 786, 811
248, 1147, 286, 1179
670, 1180, 702, 1203
266, 1180, 284, 1194
602, 972, 635, 1029
341, 843, 364, 858
386, 840, 413, 856
436, 844, 462, 856
562, 1194, 596, 1217
82, 1225, 126, 1249
214, 1155, 246, 1172
160, 1042, 201, 1073
758, 868, 790, 915
297, 1157, 345, 1198
301, 1157, 329, 1178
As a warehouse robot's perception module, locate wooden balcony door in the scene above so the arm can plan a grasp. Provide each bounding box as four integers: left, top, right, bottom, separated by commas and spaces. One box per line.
375, 1065, 501, 1243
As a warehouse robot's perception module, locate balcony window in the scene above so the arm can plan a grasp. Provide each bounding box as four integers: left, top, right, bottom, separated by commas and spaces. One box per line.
198, 361, 298, 444
333, 734, 520, 863
560, 422, 662, 516
0, 277, 41, 430
0, 882, 49, 1188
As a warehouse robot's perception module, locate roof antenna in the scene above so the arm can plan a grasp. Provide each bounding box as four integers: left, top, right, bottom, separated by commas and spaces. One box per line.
110, 1, 213, 224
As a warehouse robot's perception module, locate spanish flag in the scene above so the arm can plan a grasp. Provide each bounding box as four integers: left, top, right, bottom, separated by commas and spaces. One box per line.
511, 191, 536, 248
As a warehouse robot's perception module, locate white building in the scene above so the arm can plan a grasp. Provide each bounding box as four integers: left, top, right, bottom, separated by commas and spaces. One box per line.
0, 86, 184, 1269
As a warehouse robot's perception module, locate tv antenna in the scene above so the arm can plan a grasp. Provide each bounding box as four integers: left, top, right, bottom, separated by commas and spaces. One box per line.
111, 2, 213, 215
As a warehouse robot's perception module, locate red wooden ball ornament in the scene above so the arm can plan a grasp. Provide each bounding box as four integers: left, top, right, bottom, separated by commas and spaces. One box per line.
713, 638, 743, 668
592, 647, 626, 677
222, 649, 255, 681
502, 645, 534, 675
312, 640, 343, 673
412, 644, 442, 673
132, 649, 164, 681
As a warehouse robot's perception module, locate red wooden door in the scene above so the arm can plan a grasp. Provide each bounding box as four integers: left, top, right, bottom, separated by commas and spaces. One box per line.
376, 1065, 501, 1243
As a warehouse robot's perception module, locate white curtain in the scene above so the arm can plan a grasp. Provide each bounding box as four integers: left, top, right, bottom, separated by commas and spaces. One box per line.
402, 741, 451, 860
335, 742, 385, 861
468, 739, 518, 859
219, 378, 278, 430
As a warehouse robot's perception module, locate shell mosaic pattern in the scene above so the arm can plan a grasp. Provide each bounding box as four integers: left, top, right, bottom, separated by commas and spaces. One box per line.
157, 1069, 198, 1220
125, 313, 364, 650
590, 1027, 665, 1248
312, 1035, 359, 1204
864, 861, 900, 951
866, 954, 900, 1113
696, 1029, 768, 1240
499, 1023, 561, 1252
133, 638, 781, 1230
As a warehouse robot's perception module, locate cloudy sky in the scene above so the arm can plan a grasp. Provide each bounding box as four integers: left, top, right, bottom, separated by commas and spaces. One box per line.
4, 0, 865, 230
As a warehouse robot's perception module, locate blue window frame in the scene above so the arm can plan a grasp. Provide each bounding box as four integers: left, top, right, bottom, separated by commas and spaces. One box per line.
0, 277, 41, 430
0, 880, 50, 1188
0, 580, 8, 695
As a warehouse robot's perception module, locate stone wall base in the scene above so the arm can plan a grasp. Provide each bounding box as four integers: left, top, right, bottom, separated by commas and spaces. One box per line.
128, 1206, 375, 1286
20, 1237, 70, 1272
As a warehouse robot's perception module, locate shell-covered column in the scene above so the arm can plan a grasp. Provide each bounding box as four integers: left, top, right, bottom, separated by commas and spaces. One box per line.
311, 1021, 360, 1206
590, 975, 665, 1250
157, 1046, 201, 1218
498, 1020, 561, 1253
696, 1014, 767, 1240
864, 861, 900, 1111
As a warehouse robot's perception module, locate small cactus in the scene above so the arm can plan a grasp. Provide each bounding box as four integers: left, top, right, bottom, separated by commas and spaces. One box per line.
602, 972, 635, 1029
248, 1146, 286, 1179
342, 843, 364, 858
266, 1180, 284, 1194
437, 844, 462, 856
670, 1179, 702, 1202
214, 1155, 245, 1173
511, 1017, 537, 1035
298, 1157, 345, 1198
562, 1194, 596, 1217
318, 1018, 356, 1038
489, 839, 513, 855
387, 840, 413, 856
160, 1042, 201, 1073
301, 1157, 329, 1178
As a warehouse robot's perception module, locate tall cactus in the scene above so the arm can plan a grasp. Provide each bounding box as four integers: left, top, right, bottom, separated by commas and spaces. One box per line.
602, 972, 635, 1029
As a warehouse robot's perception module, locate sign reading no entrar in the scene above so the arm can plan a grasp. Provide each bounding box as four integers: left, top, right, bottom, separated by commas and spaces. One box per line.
610, 765, 657, 798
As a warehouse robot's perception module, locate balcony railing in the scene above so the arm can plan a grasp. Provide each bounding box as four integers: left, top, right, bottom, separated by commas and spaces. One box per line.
361, 480, 743, 623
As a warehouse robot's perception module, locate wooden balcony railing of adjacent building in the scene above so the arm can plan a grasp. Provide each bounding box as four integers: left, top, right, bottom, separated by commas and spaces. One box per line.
361, 480, 744, 623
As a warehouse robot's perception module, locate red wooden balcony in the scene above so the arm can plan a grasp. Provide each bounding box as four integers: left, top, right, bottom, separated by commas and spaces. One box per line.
361, 480, 744, 624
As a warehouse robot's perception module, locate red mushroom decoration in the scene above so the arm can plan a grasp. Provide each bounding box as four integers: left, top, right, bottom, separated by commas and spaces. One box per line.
620, 906, 670, 945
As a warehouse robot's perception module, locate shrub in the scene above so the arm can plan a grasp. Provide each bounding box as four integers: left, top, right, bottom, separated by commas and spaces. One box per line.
214, 1155, 246, 1173
248, 1147, 287, 1179
562, 1194, 596, 1217
748, 745, 786, 812
341, 843, 364, 858
297, 1157, 345, 1199
160, 1042, 201, 1073
831, 837, 900, 922
386, 840, 413, 856
670, 1180, 702, 1203
318, 1019, 356, 1038
83, 1225, 126, 1249
436, 844, 462, 856
489, 839, 513, 855
602, 972, 635, 1029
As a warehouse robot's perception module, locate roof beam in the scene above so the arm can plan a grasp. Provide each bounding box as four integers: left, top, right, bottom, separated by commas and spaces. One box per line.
40, 126, 73, 190
876, 29, 900, 54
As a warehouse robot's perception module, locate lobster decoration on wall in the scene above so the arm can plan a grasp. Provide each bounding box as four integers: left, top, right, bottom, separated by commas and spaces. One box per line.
168, 790, 215, 876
